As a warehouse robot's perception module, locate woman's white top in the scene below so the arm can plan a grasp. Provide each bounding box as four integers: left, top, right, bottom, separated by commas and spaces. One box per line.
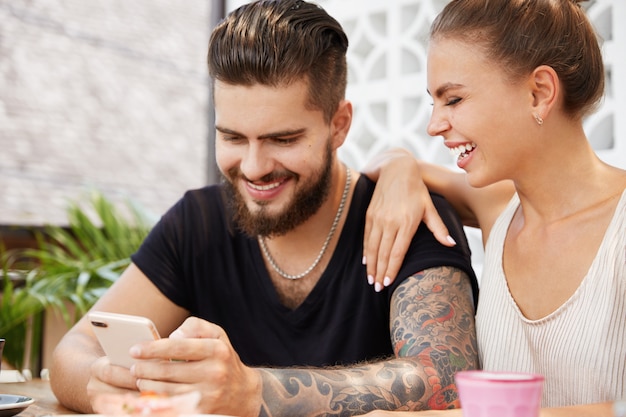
476, 190, 626, 407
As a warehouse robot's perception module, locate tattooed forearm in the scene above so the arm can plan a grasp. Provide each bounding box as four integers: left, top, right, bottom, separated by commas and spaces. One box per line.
257, 266, 478, 417
392, 266, 478, 409
259, 359, 425, 417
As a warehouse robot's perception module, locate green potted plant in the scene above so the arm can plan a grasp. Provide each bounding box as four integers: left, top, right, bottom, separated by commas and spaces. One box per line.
0, 191, 154, 372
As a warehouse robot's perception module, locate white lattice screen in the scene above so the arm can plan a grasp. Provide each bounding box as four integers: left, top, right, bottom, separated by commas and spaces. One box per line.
225, 0, 626, 276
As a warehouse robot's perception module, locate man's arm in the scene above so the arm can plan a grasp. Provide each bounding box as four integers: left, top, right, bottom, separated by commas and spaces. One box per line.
258, 266, 478, 417
49, 263, 189, 413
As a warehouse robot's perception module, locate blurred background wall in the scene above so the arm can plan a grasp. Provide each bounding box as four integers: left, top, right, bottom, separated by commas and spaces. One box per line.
0, 1, 212, 228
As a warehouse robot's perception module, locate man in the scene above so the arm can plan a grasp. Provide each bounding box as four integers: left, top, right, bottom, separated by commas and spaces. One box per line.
50, 1, 478, 416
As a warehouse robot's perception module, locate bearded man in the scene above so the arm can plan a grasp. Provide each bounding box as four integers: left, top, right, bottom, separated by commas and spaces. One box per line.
50, 1, 479, 416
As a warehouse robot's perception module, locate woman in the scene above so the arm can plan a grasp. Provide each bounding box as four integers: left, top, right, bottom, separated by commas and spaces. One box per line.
362, 0, 626, 415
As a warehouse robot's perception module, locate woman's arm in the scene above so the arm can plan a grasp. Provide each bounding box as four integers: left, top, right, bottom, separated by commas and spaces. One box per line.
362, 149, 455, 290
362, 148, 514, 290
417, 158, 515, 237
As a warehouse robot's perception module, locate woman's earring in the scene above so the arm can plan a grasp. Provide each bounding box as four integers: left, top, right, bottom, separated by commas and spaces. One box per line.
533, 113, 544, 126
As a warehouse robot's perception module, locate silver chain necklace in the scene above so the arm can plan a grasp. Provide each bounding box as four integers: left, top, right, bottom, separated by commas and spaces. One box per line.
258, 167, 351, 280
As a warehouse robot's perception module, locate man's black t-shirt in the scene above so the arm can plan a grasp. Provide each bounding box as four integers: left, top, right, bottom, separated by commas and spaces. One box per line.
131, 176, 477, 367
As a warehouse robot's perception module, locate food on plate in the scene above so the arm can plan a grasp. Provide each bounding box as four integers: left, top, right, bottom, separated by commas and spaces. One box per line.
92, 390, 200, 416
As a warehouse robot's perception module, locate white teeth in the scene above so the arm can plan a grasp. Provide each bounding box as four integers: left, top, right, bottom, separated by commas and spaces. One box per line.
449, 142, 477, 159
249, 181, 281, 191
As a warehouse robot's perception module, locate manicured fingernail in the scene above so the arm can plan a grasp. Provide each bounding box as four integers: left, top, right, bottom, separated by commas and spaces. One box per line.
362, 256, 367, 265
367, 275, 374, 285
375, 282, 382, 292
383, 276, 391, 287
447, 235, 457, 245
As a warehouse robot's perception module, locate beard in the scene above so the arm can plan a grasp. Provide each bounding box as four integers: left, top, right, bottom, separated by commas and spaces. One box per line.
222, 142, 334, 238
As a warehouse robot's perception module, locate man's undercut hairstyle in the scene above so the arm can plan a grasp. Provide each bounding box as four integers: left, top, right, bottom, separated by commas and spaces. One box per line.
208, 0, 349, 123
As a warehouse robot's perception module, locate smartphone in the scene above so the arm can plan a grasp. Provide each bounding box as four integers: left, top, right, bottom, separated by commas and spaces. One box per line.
89, 311, 161, 368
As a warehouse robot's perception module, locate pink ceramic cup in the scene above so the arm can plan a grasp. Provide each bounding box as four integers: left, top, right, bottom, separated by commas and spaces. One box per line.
455, 370, 544, 417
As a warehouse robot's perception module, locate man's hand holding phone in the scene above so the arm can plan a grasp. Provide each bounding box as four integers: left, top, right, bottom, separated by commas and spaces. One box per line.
89, 311, 161, 369
86, 311, 164, 408
88, 313, 261, 415
128, 317, 262, 416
